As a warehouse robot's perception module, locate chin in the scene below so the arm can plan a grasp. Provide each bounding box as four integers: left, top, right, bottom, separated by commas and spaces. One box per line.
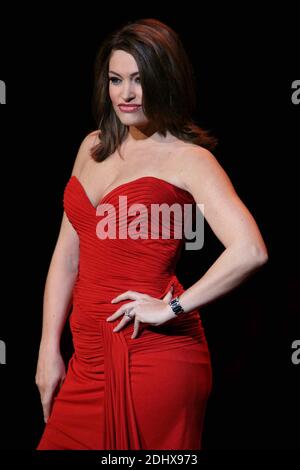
118, 115, 149, 127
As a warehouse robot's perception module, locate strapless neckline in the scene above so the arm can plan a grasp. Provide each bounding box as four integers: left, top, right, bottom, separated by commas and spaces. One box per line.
70, 175, 193, 210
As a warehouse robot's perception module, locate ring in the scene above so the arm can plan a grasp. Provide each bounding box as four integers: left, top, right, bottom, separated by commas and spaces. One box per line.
125, 310, 133, 319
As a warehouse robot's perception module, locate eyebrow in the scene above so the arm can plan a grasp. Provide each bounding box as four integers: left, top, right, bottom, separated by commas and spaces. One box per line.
108, 71, 139, 77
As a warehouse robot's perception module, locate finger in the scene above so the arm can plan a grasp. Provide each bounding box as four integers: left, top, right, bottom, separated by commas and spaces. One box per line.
163, 285, 174, 302
131, 318, 141, 339
42, 393, 53, 423
111, 290, 143, 303
106, 301, 137, 321
113, 312, 134, 332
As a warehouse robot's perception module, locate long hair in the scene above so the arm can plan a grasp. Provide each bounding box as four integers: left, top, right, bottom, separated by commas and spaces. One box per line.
91, 18, 217, 162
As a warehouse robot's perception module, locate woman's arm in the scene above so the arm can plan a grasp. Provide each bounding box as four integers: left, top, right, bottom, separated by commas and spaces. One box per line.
35, 212, 79, 422
177, 147, 268, 314
37, 131, 100, 348
35, 131, 100, 422
38, 213, 79, 351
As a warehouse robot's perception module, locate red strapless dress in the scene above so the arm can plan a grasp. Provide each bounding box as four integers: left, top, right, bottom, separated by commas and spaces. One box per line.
37, 175, 212, 450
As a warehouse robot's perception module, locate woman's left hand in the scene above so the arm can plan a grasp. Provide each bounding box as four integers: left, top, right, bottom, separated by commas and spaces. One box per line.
106, 287, 176, 339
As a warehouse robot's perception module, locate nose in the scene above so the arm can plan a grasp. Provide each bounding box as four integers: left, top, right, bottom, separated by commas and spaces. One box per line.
121, 79, 136, 102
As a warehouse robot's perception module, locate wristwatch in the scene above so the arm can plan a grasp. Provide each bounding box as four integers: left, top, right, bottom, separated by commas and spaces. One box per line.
168, 296, 185, 316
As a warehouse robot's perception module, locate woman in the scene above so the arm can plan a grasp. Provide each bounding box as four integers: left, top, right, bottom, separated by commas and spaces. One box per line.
35, 18, 268, 450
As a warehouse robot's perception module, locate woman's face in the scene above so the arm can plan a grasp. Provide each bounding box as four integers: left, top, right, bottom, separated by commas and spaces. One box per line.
108, 50, 149, 128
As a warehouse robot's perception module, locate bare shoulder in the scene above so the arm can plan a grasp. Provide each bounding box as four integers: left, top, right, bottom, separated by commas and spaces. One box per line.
176, 144, 268, 257
177, 144, 233, 195
71, 130, 101, 177
178, 143, 220, 173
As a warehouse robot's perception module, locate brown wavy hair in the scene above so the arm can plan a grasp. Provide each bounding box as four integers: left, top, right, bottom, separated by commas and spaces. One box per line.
91, 18, 217, 162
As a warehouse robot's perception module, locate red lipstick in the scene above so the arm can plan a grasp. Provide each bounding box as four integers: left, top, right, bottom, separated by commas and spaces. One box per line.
118, 104, 141, 113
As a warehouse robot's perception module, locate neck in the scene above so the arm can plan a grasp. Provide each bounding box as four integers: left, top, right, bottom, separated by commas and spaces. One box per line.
127, 125, 174, 145
127, 123, 158, 141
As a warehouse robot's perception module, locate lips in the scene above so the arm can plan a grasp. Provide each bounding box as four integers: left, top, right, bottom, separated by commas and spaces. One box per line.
118, 104, 141, 113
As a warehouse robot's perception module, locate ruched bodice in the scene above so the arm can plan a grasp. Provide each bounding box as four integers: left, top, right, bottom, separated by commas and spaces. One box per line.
64, 175, 195, 319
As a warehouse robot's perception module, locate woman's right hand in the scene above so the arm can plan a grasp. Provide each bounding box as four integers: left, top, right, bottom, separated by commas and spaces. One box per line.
35, 346, 66, 423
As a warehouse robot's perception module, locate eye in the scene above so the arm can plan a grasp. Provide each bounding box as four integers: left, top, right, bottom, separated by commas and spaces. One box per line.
135, 77, 141, 84
109, 77, 121, 85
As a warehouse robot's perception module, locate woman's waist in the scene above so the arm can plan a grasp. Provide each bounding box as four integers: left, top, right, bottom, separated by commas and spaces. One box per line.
73, 273, 182, 304
70, 300, 206, 350
71, 274, 205, 336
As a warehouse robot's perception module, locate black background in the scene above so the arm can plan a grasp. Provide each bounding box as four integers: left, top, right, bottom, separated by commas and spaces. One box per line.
0, 4, 299, 459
